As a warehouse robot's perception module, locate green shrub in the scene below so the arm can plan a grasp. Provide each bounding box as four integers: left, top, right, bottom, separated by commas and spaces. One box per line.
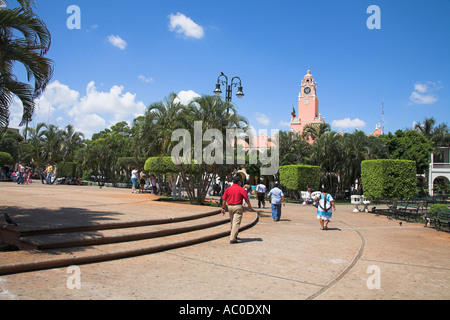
144, 157, 179, 173
279, 165, 321, 191
428, 204, 448, 215
0, 152, 13, 166
361, 159, 416, 200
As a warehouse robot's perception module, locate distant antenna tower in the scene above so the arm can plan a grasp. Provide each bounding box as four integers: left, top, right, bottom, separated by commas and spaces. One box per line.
381, 100, 385, 135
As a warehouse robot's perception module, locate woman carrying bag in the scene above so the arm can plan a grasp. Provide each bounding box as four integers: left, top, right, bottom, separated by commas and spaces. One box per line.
314, 187, 336, 230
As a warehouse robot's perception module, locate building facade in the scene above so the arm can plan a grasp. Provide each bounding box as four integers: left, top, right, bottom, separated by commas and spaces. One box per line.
429, 146, 450, 196
290, 70, 326, 134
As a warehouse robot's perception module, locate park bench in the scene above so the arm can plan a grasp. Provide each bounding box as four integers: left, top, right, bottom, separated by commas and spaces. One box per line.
388, 201, 408, 219
389, 201, 423, 222
426, 208, 450, 231
400, 201, 422, 222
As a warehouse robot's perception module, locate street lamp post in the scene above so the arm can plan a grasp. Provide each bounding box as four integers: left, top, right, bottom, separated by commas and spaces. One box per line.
213, 72, 245, 203
214, 72, 245, 102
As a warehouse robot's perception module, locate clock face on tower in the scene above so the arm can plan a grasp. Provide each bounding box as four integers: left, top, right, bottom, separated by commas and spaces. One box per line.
304, 87, 311, 95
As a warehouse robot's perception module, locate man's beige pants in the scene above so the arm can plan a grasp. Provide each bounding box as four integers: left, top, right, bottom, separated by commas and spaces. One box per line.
227, 205, 243, 242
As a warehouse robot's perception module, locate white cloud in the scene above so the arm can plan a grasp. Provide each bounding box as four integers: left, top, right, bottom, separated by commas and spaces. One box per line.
414, 83, 428, 93
331, 118, 366, 129
73, 81, 146, 127
409, 91, 438, 105
12, 80, 146, 138
138, 75, 154, 83
409, 81, 442, 105
107, 34, 127, 50
168, 12, 204, 39
174, 90, 201, 106
278, 120, 291, 128
8, 97, 27, 129
255, 112, 271, 126
36, 80, 79, 111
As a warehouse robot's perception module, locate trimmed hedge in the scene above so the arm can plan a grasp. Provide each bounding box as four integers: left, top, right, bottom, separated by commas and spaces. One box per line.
0, 152, 13, 166
361, 159, 416, 200
279, 165, 321, 191
144, 157, 179, 173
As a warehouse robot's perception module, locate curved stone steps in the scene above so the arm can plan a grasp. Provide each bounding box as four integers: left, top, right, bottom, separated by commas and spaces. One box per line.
0, 211, 258, 276
18, 213, 230, 250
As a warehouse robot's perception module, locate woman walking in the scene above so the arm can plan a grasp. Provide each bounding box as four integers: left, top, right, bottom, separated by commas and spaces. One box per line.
131, 168, 139, 194
314, 187, 336, 230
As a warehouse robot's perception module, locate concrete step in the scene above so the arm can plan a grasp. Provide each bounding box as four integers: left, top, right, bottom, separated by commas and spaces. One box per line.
0, 211, 258, 276
18, 213, 230, 250
1, 210, 222, 250
14, 210, 221, 237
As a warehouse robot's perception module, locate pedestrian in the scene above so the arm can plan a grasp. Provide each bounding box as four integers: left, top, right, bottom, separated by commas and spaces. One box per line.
151, 175, 157, 194
256, 180, 267, 208
17, 162, 25, 185
221, 175, 253, 244
139, 170, 146, 193
131, 168, 138, 194
306, 185, 313, 204
243, 183, 251, 205
268, 182, 285, 221
45, 163, 53, 184
314, 187, 336, 230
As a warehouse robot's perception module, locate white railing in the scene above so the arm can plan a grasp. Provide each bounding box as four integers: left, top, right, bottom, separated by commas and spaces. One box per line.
431, 163, 450, 170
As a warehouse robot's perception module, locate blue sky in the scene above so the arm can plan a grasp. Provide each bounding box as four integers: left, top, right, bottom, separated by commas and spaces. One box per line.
7, 0, 450, 138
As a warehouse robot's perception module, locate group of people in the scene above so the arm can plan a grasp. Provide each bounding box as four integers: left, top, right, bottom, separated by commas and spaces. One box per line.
131, 168, 158, 194
221, 176, 337, 243
12, 162, 33, 184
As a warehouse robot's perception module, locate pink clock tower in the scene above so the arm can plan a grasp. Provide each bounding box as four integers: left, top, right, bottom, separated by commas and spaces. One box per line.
290, 70, 326, 135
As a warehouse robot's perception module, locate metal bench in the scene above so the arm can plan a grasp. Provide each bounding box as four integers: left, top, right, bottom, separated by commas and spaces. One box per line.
436, 208, 450, 231
424, 207, 450, 231
404, 202, 423, 222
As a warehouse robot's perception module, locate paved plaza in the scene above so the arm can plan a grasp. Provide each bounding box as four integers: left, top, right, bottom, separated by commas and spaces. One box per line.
0, 182, 449, 300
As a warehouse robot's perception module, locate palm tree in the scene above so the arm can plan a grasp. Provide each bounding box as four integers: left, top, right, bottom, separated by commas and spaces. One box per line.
0, 1, 53, 129
302, 123, 331, 141
172, 95, 249, 204
414, 117, 450, 147
41, 123, 63, 163
309, 131, 343, 195
146, 92, 186, 156
22, 121, 46, 178
278, 130, 310, 166
61, 124, 85, 162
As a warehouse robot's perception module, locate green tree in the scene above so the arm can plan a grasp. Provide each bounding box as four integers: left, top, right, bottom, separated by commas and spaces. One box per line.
0, 151, 13, 166
145, 93, 186, 156
61, 124, 85, 162
381, 130, 434, 174
277, 130, 310, 166
41, 123, 63, 163
308, 131, 343, 195
21, 122, 47, 179
0, 129, 23, 162
302, 123, 331, 141
414, 117, 450, 147
183, 95, 248, 204
0, 1, 53, 128
84, 122, 134, 184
